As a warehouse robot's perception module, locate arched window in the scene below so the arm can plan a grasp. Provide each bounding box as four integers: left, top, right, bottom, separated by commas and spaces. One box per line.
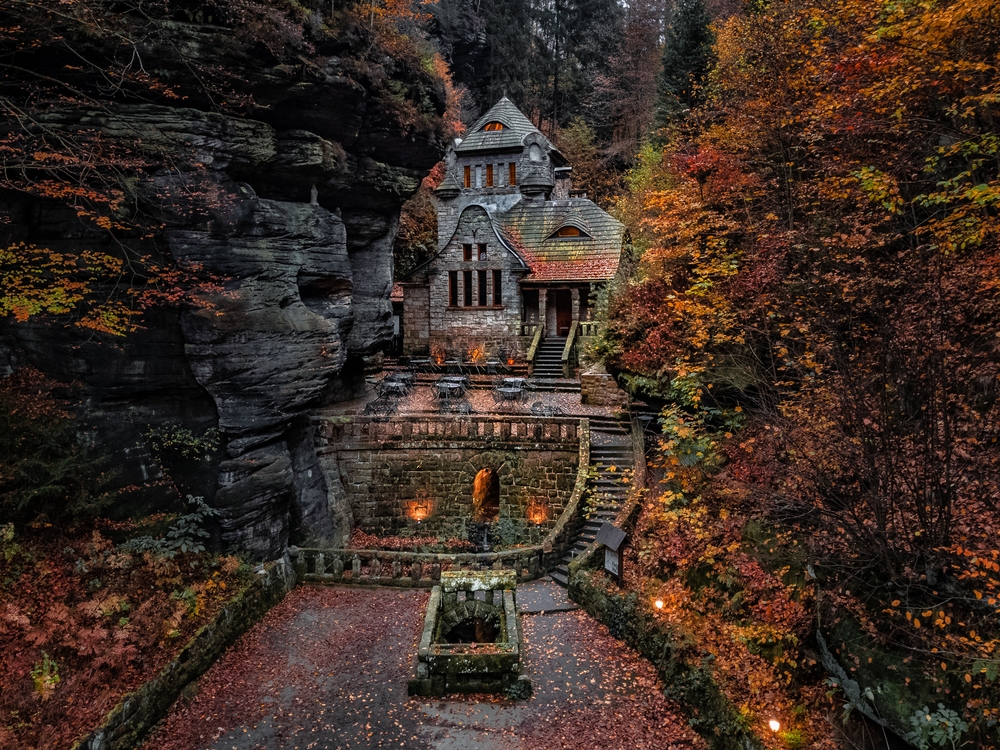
483, 122, 505, 131
556, 226, 583, 237
472, 468, 500, 522
529, 144, 543, 162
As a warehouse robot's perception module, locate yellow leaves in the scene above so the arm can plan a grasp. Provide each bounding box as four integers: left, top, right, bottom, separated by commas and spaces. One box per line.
0, 242, 139, 335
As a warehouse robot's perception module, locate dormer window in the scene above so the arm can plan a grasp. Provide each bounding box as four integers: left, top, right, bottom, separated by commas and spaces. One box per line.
483, 122, 505, 131
553, 226, 586, 238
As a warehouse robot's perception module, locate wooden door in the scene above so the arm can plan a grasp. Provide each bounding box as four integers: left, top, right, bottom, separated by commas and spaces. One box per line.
555, 290, 572, 336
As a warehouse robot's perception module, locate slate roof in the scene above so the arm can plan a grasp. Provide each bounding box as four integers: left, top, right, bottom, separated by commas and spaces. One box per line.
498, 199, 624, 282
456, 97, 556, 156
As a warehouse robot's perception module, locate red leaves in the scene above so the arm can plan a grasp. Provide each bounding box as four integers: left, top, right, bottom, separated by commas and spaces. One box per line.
349, 529, 475, 552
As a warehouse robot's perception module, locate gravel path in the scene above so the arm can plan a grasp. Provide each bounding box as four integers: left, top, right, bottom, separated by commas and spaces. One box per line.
148, 583, 701, 750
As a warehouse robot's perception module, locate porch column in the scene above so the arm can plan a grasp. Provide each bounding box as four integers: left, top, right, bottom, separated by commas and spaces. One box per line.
537, 289, 547, 336
571, 288, 580, 321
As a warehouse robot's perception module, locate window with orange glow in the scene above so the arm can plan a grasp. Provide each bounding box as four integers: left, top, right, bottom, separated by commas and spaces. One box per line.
483, 122, 504, 131
509, 163, 516, 185
556, 226, 583, 237
486, 164, 494, 186
463, 166, 471, 188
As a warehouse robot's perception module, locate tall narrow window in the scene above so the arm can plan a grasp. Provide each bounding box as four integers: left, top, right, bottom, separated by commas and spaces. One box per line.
449, 271, 458, 307
463, 271, 473, 306
478, 243, 487, 261
464, 166, 471, 188
493, 270, 503, 306
478, 270, 487, 306
485, 164, 494, 187
509, 163, 516, 185
463, 243, 473, 262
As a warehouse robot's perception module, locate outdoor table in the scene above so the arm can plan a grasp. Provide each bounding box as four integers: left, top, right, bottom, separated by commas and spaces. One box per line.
502, 377, 529, 388
434, 381, 465, 398
389, 372, 416, 386
409, 358, 433, 372
444, 359, 464, 373
380, 380, 409, 398
494, 387, 524, 403
485, 360, 503, 375
440, 375, 469, 385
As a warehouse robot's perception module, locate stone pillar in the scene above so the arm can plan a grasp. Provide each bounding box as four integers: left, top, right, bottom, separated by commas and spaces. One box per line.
571, 288, 580, 321
352, 554, 361, 578
537, 289, 547, 336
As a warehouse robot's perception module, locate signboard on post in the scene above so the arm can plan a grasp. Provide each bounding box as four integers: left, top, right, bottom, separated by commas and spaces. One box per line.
595, 522, 626, 583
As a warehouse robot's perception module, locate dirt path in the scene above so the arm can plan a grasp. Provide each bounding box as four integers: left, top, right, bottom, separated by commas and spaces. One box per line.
148, 582, 702, 750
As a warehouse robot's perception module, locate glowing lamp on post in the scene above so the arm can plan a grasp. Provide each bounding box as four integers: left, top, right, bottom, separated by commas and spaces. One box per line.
654, 599, 664, 610
768, 720, 781, 733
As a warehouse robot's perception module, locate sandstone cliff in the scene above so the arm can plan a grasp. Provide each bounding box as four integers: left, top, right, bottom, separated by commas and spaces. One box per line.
0, 3, 448, 558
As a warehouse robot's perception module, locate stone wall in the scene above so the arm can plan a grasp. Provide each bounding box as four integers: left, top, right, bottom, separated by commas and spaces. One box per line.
580, 366, 629, 409
425, 205, 525, 358
315, 416, 583, 540
72, 559, 294, 750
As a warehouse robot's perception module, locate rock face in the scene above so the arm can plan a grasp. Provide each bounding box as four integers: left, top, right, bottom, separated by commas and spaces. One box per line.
0, 14, 447, 559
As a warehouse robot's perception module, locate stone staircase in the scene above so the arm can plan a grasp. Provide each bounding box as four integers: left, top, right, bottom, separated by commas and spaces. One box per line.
551, 415, 633, 587
532, 336, 566, 378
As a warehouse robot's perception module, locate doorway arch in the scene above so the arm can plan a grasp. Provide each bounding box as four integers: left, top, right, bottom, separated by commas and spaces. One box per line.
472, 468, 500, 522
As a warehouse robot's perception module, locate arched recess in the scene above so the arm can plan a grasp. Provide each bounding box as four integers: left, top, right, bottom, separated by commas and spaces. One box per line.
472, 468, 501, 522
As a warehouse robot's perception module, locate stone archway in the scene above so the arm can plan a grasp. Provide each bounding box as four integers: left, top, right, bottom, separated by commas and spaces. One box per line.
472, 468, 500, 522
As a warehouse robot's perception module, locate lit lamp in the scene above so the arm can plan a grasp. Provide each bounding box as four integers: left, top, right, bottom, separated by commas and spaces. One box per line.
768, 719, 781, 733
527, 499, 549, 525
408, 499, 431, 524
654, 599, 664, 610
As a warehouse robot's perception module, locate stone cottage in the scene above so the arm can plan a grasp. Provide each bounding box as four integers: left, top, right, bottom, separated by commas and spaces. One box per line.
399, 98, 624, 362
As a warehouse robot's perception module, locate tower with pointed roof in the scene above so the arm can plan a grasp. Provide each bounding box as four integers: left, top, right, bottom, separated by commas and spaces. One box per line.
398, 98, 624, 372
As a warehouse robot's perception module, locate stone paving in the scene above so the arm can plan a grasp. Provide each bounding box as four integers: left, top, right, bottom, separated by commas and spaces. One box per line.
317, 383, 623, 421
149, 581, 701, 750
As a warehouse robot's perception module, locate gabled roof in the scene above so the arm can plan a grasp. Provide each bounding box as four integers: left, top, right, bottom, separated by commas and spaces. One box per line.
456, 97, 555, 156
498, 199, 624, 282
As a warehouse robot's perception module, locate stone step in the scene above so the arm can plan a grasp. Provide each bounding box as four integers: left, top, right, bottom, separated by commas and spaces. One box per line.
551, 568, 569, 587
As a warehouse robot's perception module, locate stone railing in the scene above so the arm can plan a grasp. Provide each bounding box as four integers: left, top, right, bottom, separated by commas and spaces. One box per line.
525, 325, 543, 367
295, 419, 591, 585
520, 322, 541, 338
561, 320, 578, 377
578, 320, 599, 338
316, 414, 583, 449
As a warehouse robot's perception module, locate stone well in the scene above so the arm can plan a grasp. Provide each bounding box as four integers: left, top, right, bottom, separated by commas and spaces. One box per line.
408, 570, 530, 697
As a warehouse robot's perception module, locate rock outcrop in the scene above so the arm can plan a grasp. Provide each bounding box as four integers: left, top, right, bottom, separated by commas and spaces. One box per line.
0, 9, 447, 558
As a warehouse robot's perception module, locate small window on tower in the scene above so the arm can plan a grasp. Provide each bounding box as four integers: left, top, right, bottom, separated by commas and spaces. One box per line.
449, 271, 458, 306
478, 270, 487, 306
486, 164, 494, 187
464, 166, 471, 188
478, 243, 487, 261
483, 122, 505, 131
463, 244, 473, 262
493, 270, 503, 307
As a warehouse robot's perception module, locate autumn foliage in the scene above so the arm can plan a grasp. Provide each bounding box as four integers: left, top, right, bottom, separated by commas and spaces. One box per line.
599, 0, 1000, 743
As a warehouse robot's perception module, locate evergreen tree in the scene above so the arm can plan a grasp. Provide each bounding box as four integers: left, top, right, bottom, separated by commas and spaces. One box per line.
654, 0, 714, 129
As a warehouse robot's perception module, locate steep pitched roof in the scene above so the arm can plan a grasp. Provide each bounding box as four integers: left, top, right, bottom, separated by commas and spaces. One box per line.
498, 199, 624, 282
456, 97, 553, 155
